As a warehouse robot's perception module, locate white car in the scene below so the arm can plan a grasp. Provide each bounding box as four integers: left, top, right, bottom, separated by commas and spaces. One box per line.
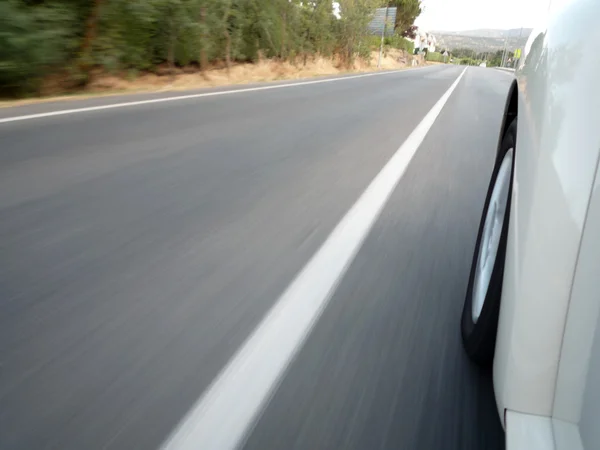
460, 1, 600, 449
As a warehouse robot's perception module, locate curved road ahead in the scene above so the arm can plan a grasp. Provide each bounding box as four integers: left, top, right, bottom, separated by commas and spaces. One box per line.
1, 65, 510, 450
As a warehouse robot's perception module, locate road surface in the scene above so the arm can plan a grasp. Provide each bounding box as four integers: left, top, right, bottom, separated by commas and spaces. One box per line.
0, 66, 511, 450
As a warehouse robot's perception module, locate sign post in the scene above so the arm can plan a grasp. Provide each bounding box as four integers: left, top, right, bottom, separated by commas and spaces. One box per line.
513, 48, 522, 68
368, 7, 397, 68
377, 7, 389, 68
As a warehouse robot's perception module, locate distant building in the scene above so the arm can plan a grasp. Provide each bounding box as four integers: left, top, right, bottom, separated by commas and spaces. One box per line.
411, 28, 437, 53
333, 2, 340, 19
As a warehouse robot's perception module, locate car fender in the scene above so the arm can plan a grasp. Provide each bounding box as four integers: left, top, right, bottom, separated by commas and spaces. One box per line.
493, 0, 600, 424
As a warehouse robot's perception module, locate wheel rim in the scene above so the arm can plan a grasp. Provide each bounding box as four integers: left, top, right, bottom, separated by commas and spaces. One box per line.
472, 148, 513, 323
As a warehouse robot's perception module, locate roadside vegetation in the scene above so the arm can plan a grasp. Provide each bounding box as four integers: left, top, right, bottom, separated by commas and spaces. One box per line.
425, 51, 445, 63
449, 48, 516, 67
1, 0, 422, 100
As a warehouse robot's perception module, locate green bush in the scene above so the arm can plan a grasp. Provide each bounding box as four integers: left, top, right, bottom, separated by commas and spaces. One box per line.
457, 57, 486, 66
358, 33, 415, 54
367, 35, 382, 49
0, 0, 79, 96
381, 35, 414, 54
459, 58, 472, 65
391, 36, 414, 53
426, 51, 445, 63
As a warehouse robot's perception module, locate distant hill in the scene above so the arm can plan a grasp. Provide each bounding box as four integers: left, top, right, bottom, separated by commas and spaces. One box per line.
431, 28, 533, 53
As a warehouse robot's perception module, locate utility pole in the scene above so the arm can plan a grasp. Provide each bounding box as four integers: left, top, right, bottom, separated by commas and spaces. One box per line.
377, 6, 389, 69
500, 34, 509, 67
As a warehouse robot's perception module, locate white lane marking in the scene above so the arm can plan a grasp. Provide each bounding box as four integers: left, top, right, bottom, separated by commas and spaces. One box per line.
0, 67, 436, 125
162, 67, 467, 450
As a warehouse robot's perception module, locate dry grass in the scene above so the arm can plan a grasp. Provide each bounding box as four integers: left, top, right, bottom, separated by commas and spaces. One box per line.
0, 50, 427, 108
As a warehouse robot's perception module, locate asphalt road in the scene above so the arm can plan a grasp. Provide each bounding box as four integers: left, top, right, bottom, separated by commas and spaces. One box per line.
0, 65, 511, 450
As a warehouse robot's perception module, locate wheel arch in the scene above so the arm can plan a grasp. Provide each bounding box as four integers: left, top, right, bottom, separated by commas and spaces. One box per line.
496, 80, 518, 162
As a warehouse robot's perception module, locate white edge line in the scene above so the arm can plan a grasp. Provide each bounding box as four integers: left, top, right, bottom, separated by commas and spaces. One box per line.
160, 66, 467, 450
0, 67, 434, 124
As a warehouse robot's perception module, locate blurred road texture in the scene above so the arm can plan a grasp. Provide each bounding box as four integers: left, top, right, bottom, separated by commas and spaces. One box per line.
0, 65, 510, 450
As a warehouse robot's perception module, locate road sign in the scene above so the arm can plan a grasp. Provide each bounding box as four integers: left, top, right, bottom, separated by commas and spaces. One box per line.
514, 48, 522, 59
368, 7, 397, 36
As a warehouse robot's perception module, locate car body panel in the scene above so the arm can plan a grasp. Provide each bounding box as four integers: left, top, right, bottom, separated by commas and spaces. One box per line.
493, 0, 600, 426
505, 411, 555, 449
553, 417, 584, 450
553, 168, 600, 448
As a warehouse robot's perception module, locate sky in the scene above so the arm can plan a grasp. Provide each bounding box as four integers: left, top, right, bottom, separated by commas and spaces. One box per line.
415, 0, 551, 32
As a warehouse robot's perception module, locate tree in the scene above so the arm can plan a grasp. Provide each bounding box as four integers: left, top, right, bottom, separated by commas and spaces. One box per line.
387, 0, 422, 35
488, 49, 514, 67
403, 25, 418, 39
1, 0, 414, 98
79, 0, 105, 72
337, 0, 381, 66
0, 0, 79, 95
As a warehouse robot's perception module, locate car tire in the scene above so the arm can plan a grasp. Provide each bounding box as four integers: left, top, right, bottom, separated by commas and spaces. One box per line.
461, 117, 516, 366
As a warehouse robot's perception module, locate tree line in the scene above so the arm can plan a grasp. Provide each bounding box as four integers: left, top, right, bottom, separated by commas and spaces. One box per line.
1, 0, 422, 97
451, 48, 515, 66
